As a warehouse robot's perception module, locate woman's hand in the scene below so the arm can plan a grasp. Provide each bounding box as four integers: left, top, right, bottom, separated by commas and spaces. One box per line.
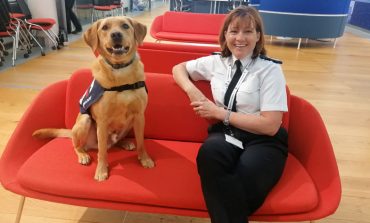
191, 99, 226, 121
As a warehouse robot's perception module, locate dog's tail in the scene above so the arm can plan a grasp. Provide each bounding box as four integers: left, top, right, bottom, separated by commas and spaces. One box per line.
32, 128, 72, 139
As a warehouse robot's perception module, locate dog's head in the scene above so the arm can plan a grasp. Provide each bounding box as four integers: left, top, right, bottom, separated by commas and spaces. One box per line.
84, 16, 147, 64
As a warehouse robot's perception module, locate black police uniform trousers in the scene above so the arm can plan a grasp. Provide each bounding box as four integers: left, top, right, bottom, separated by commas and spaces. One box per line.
196, 123, 288, 223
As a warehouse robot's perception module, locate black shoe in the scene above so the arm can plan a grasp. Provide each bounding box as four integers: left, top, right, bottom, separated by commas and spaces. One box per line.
71, 29, 82, 34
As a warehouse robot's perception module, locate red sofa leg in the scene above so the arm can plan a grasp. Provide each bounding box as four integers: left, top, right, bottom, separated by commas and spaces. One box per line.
15, 196, 25, 223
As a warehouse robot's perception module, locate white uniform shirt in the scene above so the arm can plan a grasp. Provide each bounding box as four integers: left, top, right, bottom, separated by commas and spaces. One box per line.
186, 54, 288, 115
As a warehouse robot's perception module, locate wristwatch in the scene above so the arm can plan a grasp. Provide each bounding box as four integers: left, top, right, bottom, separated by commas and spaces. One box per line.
223, 109, 232, 126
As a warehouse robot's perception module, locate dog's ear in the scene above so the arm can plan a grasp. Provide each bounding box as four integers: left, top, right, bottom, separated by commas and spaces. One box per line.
84, 20, 101, 52
128, 18, 147, 45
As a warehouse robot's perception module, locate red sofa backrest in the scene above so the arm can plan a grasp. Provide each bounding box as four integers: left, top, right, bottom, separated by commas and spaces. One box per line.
66, 69, 212, 142
144, 73, 212, 142
65, 69, 212, 142
161, 11, 226, 35
65, 69, 290, 143
138, 42, 221, 74
139, 42, 221, 53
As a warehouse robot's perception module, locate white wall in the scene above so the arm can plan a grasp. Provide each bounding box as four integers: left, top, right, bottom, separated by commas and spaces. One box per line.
27, 0, 59, 34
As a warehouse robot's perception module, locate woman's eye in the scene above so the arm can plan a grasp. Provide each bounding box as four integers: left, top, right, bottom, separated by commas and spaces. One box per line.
122, 24, 130, 29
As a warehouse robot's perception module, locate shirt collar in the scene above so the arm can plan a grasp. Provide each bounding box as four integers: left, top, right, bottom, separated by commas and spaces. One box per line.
231, 53, 253, 68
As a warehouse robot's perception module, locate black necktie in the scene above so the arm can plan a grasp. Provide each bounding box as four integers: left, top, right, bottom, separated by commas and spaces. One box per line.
224, 60, 242, 111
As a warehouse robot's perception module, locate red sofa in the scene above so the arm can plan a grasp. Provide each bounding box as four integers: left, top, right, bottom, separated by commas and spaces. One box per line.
138, 42, 221, 74
0, 44, 341, 222
150, 11, 226, 44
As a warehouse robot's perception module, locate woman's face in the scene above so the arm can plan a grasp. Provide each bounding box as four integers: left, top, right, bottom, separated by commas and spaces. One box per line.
224, 18, 260, 59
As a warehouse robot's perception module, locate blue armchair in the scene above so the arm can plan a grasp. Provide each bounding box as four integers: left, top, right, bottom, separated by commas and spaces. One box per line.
259, 0, 351, 49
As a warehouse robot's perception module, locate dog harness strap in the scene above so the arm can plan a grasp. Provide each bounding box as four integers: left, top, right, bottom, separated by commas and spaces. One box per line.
79, 79, 105, 114
105, 81, 148, 93
79, 80, 148, 115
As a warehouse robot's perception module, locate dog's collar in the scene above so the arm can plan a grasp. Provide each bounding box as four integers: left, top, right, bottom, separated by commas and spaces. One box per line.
104, 56, 135, 69
104, 81, 148, 93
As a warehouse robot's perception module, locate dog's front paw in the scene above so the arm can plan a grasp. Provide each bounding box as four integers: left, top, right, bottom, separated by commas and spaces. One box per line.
94, 164, 108, 181
78, 153, 91, 165
140, 157, 155, 168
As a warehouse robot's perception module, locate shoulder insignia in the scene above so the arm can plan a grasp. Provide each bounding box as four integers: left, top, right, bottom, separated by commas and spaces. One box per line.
259, 54, 283, 64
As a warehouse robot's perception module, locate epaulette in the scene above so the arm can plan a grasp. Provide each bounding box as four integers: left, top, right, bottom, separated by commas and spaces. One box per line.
259, 54, 283, 64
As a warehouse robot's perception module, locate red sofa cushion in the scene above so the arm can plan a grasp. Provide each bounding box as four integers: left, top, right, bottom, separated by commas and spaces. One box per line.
161, 12, 225, 35
17, 138, 206, 210
255, 154, 318, 215
17, 138, 318, 215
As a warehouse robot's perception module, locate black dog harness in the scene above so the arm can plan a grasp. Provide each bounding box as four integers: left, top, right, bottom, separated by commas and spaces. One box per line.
79, 79, 148, 114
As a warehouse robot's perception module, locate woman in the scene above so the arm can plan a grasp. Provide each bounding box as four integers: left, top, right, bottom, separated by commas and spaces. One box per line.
172, 6, 288, 223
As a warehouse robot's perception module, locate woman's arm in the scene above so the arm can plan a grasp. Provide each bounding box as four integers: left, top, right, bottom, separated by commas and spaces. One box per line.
172, 62, 207, 103
229, 111, 283, 136
174, 62, 284, 136
191, 99, 283, 136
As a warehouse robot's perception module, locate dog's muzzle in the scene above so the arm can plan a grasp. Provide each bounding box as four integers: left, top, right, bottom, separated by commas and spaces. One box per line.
106, 32, 129, 55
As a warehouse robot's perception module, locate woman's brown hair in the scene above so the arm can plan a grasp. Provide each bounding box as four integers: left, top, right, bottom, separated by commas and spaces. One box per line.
219, 6, 266, 59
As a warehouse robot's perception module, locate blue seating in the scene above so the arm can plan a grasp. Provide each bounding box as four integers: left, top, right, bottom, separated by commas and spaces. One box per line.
249, 0, 260, 9
259, 0, 351, 49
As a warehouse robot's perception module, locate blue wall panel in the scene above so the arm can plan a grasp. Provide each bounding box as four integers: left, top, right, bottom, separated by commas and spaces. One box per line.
260, 0, 351, 14
349, 1, 370, 30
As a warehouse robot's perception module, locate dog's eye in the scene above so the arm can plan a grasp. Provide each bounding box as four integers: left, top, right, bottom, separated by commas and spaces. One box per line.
102, 25, 109, 30
122, 23, 130, 29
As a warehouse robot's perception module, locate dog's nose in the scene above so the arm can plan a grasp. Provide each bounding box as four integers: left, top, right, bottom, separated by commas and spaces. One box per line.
111, 32, 122, 42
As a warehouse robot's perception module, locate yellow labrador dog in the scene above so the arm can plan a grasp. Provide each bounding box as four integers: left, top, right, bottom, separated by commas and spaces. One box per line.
33, 16, 155, 181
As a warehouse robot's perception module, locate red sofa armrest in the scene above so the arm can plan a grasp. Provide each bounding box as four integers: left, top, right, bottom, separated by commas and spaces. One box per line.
0, 81, 67, 193
149, 14, 163, 40
288, 95, 341, 219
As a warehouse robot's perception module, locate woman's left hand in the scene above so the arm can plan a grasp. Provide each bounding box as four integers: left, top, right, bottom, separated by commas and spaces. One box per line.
191, 99, 225, 121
